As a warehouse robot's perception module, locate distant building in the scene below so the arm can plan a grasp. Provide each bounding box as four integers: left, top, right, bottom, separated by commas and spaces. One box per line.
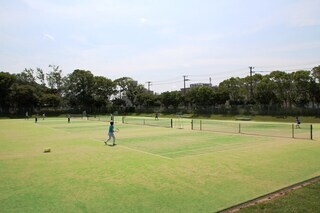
180, 82, 212, 93
190, 83, 212, 88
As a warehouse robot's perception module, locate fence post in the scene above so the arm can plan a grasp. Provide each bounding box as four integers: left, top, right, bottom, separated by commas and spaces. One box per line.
191, 119, 193, 130
171, 119, 173, 128
239, 123, 241, 133
292, 124, 294, 138
311, 124, 313, 140
144, 119, 145, 125
122, 116, 124, 124
200, 120, 202, 131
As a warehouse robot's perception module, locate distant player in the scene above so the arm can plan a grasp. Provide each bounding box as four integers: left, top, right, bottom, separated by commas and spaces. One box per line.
155, 112, 159, 120
25, 111, 29, 120
35, 114, 38, 123
295, 116, 301, 129
42, 113, 45, 120
105, 121, 116, 146
68, 114, 71, 123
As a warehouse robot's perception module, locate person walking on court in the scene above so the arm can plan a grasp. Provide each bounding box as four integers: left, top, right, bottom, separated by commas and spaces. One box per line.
155, 112, 159, 120
35, 114, 38, 123
295, 116, 301, 129
105, 121, 116, 146
67, 114, 71, 123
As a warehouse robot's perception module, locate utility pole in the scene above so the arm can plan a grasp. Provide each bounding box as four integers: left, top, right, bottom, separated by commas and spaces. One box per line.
146, 81, 152, 91
249, 66, 254, 101
183, 75, 190, 95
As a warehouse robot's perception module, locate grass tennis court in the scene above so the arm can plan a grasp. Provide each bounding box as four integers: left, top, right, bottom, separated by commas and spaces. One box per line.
0, 117, 320, 212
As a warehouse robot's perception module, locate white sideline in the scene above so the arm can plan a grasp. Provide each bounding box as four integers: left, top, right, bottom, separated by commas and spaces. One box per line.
94, 138, 172, 160
119, 145, 173, 160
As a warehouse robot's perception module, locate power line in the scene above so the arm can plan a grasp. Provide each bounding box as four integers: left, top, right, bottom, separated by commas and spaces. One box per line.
254, 61, 320, 69
147, 64, 319, 91
253, 67, 314, 74
152, 80, 182, 86
188, 68, 246, 78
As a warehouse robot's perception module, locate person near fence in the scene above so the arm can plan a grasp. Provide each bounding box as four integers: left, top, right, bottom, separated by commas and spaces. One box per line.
295, 116, 301, 129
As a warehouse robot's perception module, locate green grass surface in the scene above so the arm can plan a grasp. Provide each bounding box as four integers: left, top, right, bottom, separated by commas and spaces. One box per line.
239, 180, 320, 212
0, 117, 320, 212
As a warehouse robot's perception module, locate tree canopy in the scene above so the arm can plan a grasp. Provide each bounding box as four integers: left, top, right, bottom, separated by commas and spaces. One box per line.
1, 65, 320, 116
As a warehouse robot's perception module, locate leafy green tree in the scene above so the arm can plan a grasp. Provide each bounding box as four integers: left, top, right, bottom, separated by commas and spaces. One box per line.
310, 66, 320, 107
254, 76, 278, 106
9, 84, 40, 112
64, 69, 95, 110
114, 77, 133, 99
309, 79, 320, 108
219, 77, 245, 105
112, 98, 126, 109
188, 86, 213, 108
211, 87, 229, 105
36, 68, 45, 86
0, 72, 16, 113
243, 74, 263, 104
160, 91, 183, 109
41, 93, 62, 108
92, 76, 116, 110
126, 81, 147, 107
16, 68, 36, 84
292, 70, 312, 107
268, 71, 294, 108
311, 65, 320, 83
46, 65, 63, 93
136, 92, 158, 109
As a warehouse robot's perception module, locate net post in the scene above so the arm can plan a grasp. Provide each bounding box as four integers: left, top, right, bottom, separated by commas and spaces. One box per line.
144, 119, 145, 125
200, 120, 202, 131
292, 124, 294, 138
311, 124, 313, 140
171, 119, 173, 128
239, 123, 241, 133
191, 120, 193, 130
122, 116, 124, 124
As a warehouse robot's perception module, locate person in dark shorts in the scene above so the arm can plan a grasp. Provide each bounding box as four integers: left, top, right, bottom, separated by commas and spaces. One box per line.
295, 116, 301, 128
35, 114, 38, 123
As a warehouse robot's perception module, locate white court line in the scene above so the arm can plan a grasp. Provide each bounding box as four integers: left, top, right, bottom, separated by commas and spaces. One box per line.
38, 120, 172, 160
94, 138, 172, 160
159, 140, 276, 156
119, 145, 173, 160
172, 141, 290, 159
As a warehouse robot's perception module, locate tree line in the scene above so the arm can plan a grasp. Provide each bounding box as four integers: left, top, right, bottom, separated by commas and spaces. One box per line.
1, 65, 320, 116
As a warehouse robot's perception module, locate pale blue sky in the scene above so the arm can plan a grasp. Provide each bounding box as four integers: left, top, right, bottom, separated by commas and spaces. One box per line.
1, 0, 320, 92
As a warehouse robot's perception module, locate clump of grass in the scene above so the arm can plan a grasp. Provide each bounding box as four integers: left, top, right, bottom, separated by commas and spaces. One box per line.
239, 180, 320, 212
